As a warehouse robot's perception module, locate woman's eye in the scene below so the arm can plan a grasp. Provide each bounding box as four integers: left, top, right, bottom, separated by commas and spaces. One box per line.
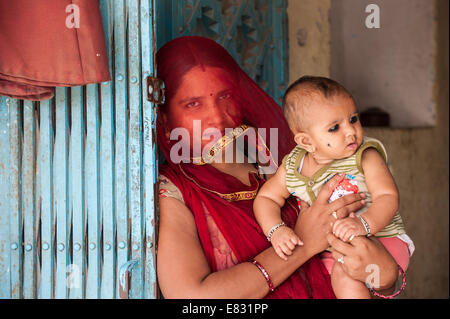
186, 101, 200, 108
219, 93, 231, 100
350, 115, 359, 124
328, 124, 339, 132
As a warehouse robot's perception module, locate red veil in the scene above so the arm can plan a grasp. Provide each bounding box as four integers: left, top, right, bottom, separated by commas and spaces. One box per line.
156, 36, 334, 299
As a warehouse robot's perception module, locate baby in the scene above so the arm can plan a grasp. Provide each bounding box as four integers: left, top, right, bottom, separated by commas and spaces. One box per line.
254, 76, 414, 298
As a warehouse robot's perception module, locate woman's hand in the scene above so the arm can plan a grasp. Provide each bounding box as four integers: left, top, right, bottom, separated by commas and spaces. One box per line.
327, 233, 398, 291
294, 173, 367, 256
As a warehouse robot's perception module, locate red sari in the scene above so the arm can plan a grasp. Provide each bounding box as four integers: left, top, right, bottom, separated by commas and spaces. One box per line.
157, 36, 335, 299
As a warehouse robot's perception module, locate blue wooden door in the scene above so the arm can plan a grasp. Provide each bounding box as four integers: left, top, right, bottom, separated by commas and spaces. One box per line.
0, 0, 158, 299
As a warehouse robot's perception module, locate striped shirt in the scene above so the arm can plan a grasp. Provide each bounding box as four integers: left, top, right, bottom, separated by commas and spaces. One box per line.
282, 136, 406, 238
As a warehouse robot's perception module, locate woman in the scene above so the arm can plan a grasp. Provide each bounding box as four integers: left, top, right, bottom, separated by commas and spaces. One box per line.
156, 36, 401, 298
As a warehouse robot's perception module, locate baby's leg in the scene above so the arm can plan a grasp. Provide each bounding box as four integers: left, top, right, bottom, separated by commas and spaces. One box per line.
331, 262, 371, 299
378, 237, 411, 271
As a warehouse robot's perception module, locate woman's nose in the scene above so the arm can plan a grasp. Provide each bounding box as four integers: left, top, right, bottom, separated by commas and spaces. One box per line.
206, 99, 227, 126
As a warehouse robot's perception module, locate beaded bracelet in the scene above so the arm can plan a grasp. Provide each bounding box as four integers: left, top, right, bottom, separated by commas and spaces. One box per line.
266, 222, 286, 242
251, 260, 275, 292
369, 265, 406, 299
357, 214, 372, 237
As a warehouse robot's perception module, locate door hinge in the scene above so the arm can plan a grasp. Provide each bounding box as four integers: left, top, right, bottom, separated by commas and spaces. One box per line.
146, 76, 165, 104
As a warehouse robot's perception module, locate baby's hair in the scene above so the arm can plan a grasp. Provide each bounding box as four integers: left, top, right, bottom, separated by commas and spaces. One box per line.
282, 76, 353, 133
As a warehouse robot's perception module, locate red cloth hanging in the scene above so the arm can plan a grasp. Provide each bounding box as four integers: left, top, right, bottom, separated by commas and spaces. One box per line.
0, 0, 111, 101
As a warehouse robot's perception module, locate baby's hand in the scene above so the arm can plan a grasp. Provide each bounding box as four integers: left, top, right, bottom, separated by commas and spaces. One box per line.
332, 215, 366, 242
270, 226, 303, 260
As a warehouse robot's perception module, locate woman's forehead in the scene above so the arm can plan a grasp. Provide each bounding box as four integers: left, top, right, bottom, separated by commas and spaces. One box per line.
175, 66, 235, 97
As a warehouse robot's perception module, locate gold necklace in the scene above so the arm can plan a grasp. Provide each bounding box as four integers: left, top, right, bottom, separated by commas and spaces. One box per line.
191, 124, 250, 165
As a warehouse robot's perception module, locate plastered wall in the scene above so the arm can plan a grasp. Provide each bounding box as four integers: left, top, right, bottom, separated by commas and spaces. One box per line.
330, 0, 436, 128
287, 0, 331, 77
287, 0, 449, 298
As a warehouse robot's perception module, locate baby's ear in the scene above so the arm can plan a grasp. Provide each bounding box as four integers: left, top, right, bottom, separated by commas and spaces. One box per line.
294, 132, 315, 153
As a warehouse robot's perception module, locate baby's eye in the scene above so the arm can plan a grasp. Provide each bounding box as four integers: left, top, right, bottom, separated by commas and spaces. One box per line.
350, 115, 359, 124
186, 101, 200, 108
328, 124, 339, 132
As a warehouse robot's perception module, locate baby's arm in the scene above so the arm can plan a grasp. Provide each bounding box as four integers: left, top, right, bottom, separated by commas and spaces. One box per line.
254, 165, 302, 260
333, 148, 399, 240
359, 148, 399, 234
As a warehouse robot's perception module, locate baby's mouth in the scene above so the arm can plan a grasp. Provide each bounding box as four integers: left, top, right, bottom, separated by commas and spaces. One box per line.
346, 142, 358, 150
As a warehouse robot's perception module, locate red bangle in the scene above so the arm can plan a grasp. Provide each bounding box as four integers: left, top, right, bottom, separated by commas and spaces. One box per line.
251, 260, 275, 292
369, 265, 406, 299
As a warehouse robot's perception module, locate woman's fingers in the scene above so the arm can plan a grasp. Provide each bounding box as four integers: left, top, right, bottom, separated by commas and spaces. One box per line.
340, 197, 366, 217
331, 248, 345, 263
329, 193, 366, 218
315, 173, 345, 204
331, 249, 355, 275
326, 233, 354, 256
330, 234, 398, 286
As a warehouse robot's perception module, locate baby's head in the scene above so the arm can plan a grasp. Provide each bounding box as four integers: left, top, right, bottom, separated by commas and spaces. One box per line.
282, 76, 363, 163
